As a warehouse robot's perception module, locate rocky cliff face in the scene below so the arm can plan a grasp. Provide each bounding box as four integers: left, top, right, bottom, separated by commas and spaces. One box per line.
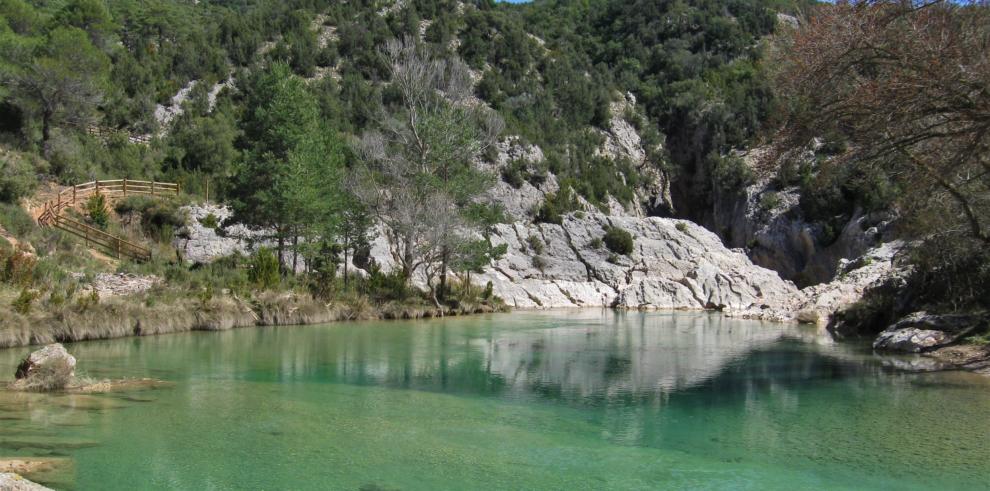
713, 146, 894, 286
472, 213, 798, 310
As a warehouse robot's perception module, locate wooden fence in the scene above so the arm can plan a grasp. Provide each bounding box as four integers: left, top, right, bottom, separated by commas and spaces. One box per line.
37, 179, 180, 262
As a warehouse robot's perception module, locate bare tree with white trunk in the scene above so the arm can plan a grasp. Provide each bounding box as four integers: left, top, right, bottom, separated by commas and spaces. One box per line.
352, 37, 504, 306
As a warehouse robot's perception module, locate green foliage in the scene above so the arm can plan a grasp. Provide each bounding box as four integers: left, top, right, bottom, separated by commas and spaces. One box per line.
84, 192, 109, 229
0, 202, 35, 237
10, 25, 109, 146
450, 240, 507, 277
675, 222, 688, 233
535, 187, 579, 225
759, 191, 781, 213
114, 196, 183, 241
199, 213, 219, 229
502, 159, 548, 190
248, 248, 280, 290
0, 153, 36, 202
361, 266, 412, 303
603, 226, 634, 255
0, 244, 36, 286
710, 153, 754, 194
11, 287, 38, 314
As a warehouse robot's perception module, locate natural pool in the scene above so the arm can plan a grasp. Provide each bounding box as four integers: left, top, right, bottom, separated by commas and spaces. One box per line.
0, 311, 988, 490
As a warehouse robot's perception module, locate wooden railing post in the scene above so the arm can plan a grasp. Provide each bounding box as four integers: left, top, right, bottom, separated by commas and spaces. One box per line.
72, 186, 76, 204
151, 181, 155, 197
123, 178, 127, 196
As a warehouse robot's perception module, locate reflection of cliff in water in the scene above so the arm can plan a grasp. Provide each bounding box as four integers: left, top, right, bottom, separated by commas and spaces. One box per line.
0, 311, 893, 408
474, 312, 795, 401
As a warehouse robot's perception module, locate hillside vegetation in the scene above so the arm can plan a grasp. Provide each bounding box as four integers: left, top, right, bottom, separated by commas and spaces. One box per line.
0, 0, 986, 341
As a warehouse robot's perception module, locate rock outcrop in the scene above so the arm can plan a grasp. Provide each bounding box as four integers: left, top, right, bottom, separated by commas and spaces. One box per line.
873, 312, 986, 353
10, 344, 76, 391
173, 204, 305, 271
69, 272, 161, 297
713, 146, 894, 286
471, 213, 799, 310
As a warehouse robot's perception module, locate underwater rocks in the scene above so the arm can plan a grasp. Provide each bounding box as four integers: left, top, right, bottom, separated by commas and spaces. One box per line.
0, 472, 52, 491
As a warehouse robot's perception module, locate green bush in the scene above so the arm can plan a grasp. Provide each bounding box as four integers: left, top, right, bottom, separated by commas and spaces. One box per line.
199, 213, 219, 229
0, 155, 37, 203
361, 266, 412, 303
759, 192, 781, 213
248, 248, 280, 290
0, 203, 36, 239
675, 222, 688, 233
85, 192, 110, 229
603, 226, 634, 255
710, 153, 754, 194
535, 187, 578, 225
12, 288, 39, 314
114, 196, 183, 241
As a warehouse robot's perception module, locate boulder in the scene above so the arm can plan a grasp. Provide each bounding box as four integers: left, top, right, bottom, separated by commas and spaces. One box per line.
10, 344, 76, 391
872, 312, 986, 353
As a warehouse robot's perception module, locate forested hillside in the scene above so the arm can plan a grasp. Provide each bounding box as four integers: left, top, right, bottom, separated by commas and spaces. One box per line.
0, 0, 986, 338
0, 0, 800, 211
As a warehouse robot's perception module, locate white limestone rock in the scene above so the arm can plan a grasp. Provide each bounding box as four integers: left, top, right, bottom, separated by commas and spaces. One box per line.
472, 213, 799, 311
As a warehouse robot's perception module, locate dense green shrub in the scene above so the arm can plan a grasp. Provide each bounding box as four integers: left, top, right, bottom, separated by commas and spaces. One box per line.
12, 288, 39, 314
114, 196, 184, 241
248, 248, 280, 290
0, 155, 37, 203
85, 192, 109, 229
361, 266, 412, 303
199, 213, 219, 229
535, 187, 578, 225
0, 203, 36, 237
603, 226, 634, 255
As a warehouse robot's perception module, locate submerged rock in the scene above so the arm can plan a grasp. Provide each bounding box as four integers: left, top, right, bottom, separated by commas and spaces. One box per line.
873, 312, 986, 353
10, 344, 76, 391
0, 473, 52, 491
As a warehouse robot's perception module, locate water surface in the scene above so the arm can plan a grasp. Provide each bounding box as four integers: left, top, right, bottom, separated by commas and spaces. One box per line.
0, 311, 988, 490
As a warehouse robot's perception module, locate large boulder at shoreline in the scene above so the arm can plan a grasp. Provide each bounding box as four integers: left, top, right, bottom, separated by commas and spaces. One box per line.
873, 312, 986, 353
0, 473, 52, 491
10, 344, 76, 391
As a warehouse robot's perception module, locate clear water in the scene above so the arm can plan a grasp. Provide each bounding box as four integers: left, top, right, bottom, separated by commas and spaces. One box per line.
0, 311, 988, 490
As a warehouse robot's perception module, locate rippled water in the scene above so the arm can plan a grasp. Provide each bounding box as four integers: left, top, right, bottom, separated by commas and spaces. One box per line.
0, 311, 988, 490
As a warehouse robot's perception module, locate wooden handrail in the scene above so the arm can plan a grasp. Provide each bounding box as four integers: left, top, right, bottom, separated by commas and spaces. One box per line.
36, 178, 180, 261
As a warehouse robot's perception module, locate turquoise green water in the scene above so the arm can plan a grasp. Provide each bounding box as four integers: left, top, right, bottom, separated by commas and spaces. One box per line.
1, 311, 988, 490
